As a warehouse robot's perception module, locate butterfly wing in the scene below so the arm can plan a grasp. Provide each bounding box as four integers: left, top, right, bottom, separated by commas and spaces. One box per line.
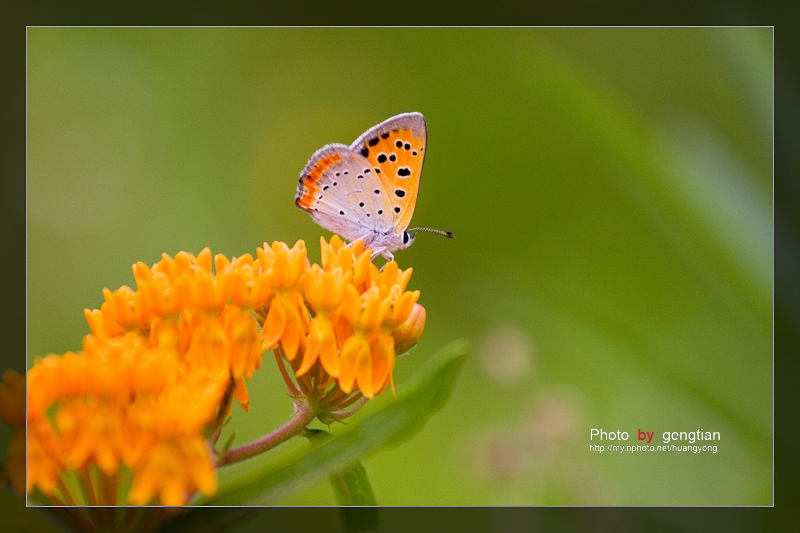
350, 112, 427, 233
296, 144, 395, 242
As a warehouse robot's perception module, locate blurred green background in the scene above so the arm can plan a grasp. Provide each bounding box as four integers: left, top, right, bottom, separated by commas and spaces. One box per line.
25, 28, 771, 506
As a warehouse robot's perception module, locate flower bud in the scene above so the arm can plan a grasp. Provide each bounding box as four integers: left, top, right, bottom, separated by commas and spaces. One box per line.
392, 303, 426, 355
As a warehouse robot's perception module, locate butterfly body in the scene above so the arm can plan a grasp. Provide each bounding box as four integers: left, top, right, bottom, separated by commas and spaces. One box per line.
295, 112, 430, 260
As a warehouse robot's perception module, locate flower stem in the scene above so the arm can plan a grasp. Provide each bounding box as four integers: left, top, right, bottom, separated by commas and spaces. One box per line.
218, 400, 317, 466
101, 470, 117, 506
273, 349, 301, 396
334, 396, 370, 419
209, 377, 235, 441
76, 465, 97, 506
57, 475, 80, 505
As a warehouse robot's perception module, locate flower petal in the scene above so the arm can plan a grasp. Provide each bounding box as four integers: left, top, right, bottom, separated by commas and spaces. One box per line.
339, 335, 369, 394
261, 299, 286, 349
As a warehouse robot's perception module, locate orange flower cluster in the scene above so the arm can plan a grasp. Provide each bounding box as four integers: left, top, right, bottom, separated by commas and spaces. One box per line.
23, 236, 425, 506
264, 236, 425, 402
27, 247, 241, 505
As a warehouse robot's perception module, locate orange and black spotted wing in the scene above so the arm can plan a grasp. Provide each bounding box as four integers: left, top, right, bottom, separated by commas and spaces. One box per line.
349, 112, 427, 233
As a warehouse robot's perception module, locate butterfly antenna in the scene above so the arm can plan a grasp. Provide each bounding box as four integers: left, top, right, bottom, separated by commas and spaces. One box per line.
408, 227, 454, 239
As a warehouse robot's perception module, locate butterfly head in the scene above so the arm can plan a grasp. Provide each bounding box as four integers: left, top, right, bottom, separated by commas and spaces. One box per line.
401, 230, 416, 250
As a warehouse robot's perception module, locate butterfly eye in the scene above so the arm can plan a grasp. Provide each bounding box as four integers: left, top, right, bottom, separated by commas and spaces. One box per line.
402, 231, 415, 247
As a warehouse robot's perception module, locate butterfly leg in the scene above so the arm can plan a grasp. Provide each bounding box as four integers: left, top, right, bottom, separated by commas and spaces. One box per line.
370, 247, 394, 263
346, 236, 394, 263
347, 237, 369, 249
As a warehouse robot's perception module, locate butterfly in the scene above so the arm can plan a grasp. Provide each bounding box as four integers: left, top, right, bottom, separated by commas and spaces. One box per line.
295, 112, 452, 261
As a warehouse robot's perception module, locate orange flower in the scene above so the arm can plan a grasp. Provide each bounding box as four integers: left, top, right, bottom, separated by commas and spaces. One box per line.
27, 416, 62, 497
224, 305, 262, 381
300, 265, 350, 377
21, 236, 427, 510
127, 433, 217, 506
393, 303, 427, 354
25, 247, 254, 505
337, 286, 399, 399
125, 373, 222, 505
269, 235, 426, 410
259, 241, 310, 362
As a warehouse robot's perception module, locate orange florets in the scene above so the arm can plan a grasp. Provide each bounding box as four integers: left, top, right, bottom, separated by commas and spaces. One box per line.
23, 236, 426, 505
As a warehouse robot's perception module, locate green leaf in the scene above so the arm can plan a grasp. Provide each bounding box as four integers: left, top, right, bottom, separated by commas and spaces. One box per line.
304, 428, 380, 532
328, 461, 377, 507
160, 338, 468, 531
304, 429, 378, 507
